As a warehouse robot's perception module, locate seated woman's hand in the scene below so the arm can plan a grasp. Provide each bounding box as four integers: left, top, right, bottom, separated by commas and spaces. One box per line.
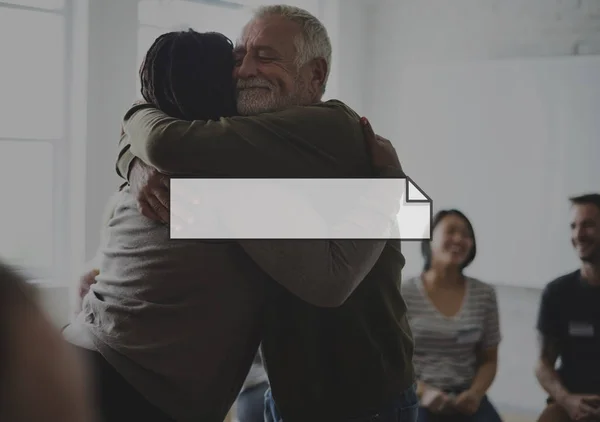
454, 389, 484, 415
421, 387, 454, 414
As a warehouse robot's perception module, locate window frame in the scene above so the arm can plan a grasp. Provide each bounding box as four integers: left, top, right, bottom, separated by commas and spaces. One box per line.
0, 0, 74, 284
136, 0, 252, 46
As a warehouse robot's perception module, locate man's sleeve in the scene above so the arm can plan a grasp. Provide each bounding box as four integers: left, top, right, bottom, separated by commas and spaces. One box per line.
120, 101, 400, 307
116, 131, 136, 181
235, 166, 404, 307
119, 100, 365, 177
536, 283, 561, 339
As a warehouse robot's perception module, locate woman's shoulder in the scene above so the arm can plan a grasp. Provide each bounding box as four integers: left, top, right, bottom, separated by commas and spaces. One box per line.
467, 277, 498, 300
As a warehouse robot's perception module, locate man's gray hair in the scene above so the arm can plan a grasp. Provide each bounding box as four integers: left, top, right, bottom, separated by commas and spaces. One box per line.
252, 4, 332, 92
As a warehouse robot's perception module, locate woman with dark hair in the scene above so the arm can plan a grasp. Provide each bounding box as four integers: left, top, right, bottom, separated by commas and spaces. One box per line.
401, 209, 503, 422
137, 30, 237, 121
65, 29, 240, 422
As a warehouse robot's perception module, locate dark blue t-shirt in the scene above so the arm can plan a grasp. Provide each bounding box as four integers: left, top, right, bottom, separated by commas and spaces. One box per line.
537, 270, 600, 394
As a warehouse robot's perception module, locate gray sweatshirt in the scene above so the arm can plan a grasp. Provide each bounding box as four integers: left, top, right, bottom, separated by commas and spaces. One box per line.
76, 187, 268, 422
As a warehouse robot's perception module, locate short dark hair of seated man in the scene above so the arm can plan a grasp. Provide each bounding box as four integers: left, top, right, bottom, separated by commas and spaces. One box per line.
535, 193, 600, 422
139, 29, 237, 121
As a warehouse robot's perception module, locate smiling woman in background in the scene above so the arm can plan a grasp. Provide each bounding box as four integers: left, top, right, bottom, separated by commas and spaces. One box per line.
401, 209, 503, 422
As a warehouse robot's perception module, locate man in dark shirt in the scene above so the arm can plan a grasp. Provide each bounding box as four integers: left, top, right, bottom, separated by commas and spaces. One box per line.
536, 193, 600, 422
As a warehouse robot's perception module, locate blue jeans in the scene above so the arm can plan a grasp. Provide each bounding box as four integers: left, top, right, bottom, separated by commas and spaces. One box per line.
416, 395, 502, 422
236, 381, 270, 422
264, 384, 419, 422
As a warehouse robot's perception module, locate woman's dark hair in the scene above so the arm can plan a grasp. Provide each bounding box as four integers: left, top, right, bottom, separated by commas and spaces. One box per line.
421, 209, 477, 272
139, 29, 237, 121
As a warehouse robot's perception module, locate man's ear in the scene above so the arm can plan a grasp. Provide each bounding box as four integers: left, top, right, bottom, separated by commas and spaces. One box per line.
310, 57, 328, 92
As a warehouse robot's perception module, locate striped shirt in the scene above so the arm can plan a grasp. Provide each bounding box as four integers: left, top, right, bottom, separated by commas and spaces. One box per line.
401, 276, 501, 391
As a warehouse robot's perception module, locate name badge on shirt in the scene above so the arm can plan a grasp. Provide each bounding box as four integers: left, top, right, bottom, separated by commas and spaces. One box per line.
568, 321, 595, 337
456, 327, 481, 344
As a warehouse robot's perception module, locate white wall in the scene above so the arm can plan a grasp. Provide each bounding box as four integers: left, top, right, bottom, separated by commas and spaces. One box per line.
321, 0, 368, 114
84, 0, 139, 261
363, 0, 600, 286
362, 0, 600, 414
363, 0, 600, 146
44, 0, 141, 325
394, 56, 600, 288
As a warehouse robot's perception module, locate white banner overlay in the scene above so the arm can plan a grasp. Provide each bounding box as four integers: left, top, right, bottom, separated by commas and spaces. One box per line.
170, 178, 432, 240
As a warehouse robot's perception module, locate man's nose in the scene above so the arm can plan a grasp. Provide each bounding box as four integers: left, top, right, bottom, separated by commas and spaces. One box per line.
573, 227, 586, 241
452, 233, 466, 243
236, 56, 258, 79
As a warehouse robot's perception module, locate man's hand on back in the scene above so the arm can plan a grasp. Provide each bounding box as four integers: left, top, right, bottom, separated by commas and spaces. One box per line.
559, 394, 600, 421
129, 158, 171, 223
74, 268, 99, 316
359, 117, 401, 170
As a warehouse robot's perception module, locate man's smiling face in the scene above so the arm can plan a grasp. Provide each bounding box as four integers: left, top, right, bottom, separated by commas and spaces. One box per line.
571, 202, 600, 263
233, 15, 322, 115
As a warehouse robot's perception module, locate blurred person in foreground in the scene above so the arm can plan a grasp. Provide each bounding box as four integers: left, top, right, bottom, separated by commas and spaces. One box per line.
536, 194, 600, 422
402, 209, 503, 422
0, 262, 93, 422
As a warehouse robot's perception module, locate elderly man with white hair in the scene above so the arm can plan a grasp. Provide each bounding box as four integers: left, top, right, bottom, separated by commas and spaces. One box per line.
72, 5, 417, 422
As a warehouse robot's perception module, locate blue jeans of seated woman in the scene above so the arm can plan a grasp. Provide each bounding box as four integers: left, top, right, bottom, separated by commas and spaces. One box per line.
416, 395, 502, 422
264, 384, 419, 422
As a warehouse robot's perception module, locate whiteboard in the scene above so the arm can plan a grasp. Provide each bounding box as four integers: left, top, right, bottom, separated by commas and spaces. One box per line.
396, 56, 600, 289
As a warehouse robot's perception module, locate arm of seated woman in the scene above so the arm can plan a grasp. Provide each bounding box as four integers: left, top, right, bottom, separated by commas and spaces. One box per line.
418, 380, 455, 414
454, 346, 499, 415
